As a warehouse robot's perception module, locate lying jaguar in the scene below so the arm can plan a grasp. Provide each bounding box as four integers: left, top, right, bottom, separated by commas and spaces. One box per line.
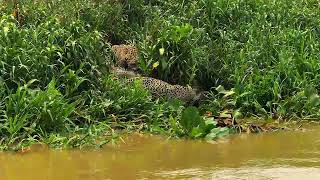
110, 66, 207, 104
111, 44, 139, 72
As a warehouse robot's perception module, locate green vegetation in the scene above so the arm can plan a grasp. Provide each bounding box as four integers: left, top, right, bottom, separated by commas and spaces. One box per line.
0, 0, 320, 150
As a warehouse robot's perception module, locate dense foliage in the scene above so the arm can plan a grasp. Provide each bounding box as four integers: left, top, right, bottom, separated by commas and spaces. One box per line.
0, 0, 319, 149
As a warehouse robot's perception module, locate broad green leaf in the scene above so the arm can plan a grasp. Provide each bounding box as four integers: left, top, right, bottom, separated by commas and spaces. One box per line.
204, 117, 217, 132
205, 131, 217, 140
191, 127, 204, 138
204, 117, 217, 126
309, 94, 320, 107
205, 127, 230, 140
181, 106, 202, 134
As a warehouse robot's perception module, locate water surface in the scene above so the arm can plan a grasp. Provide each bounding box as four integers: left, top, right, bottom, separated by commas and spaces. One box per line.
1, 126, 320, 179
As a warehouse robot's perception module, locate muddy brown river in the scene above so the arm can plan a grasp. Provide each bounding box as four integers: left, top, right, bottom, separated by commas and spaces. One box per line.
1, 125, 320, 179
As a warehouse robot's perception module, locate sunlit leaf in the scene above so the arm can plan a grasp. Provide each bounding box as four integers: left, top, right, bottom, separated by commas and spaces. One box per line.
152, 61, 159, 69
219, 110, 232, 118
3, 26, 9, 36
223, 90, 235, 98
191, 127, 204, 138
159, 48, 165, 55
233, 110, 243, 120
215, 85, 225, 93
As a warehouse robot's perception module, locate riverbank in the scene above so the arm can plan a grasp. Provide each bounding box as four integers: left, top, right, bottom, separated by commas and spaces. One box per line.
1, 0, 320, 150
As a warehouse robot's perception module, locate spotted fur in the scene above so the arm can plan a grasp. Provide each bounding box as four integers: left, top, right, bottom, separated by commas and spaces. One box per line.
110, 66, 140, 78
126, 77, 197, 102
111, 44, 139, 71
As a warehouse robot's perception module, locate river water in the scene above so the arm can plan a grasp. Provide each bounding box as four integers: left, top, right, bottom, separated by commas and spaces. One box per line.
1, 125, 320, 179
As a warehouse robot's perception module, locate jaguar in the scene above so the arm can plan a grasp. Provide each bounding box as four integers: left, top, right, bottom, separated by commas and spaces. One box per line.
111, 44, 139, 72
110, 67, 206, 103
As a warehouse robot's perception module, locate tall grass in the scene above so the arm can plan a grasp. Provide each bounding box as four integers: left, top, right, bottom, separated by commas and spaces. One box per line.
130, 0, 320, 119
0, 0, 320, 150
